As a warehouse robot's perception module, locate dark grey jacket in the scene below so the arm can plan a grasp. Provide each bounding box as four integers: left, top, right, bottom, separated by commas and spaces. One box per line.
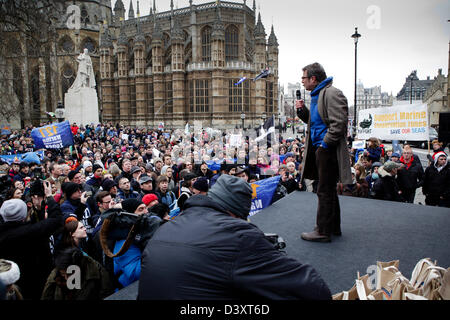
138, 195, 331, 300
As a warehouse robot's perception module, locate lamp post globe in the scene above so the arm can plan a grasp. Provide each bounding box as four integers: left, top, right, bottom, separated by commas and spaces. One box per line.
351, 27, 361, 139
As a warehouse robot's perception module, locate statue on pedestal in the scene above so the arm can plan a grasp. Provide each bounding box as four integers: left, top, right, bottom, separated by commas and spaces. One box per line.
69, 48, 96, 92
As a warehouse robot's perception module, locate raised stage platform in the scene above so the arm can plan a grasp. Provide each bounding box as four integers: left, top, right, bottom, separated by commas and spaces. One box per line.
106, 191, 450, 299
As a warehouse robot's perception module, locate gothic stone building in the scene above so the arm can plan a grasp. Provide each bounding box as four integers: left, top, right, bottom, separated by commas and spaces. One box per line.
100, 0, 279, 129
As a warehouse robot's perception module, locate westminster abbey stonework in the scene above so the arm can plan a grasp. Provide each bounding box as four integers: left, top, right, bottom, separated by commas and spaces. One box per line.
5, 0, 279, 129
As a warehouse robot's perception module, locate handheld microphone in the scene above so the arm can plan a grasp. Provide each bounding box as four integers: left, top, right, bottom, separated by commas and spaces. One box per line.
296, 90, 301, 101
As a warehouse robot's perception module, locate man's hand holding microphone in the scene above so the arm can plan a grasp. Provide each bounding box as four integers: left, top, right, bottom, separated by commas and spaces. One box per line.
295, 90, 305, 110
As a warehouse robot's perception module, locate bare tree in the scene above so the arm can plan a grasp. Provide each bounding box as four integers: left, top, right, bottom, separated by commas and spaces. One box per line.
0, 0, 64, 127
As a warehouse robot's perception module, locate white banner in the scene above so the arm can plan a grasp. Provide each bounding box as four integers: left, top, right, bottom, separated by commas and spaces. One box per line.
357, 103, 429, 141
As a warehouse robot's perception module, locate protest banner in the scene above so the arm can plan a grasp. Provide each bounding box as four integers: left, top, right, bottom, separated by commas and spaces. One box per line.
352, 140, 366, 150
0, 151, 45, 165
249, 176, 280, 217
31, 121, 74, 149
357, 103, 429, 141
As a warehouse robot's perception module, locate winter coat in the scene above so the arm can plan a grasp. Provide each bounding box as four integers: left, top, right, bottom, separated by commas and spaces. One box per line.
423, 161, 450, 204
61, 199, 86, 222
41, 254, 114, 300
117, 189, 140, 202
177, 187, 193, 210
371, 167, 404, 202
297, 81, 352, 185
138, 195, 331, 300
396, 156, 424, 193
0, 197, 63, 300
155, 189, 177, 210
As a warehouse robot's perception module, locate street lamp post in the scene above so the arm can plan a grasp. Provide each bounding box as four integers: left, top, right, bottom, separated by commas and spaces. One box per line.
351, 27, 361, 139
55, 101, 65, 123
409, 75, 413, 104
241, 112, 246, 130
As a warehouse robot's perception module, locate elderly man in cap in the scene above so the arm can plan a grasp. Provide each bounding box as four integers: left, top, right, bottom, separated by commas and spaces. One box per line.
371, 161, 404, 202
139, 175, 154, 197
138, 175, 331, 300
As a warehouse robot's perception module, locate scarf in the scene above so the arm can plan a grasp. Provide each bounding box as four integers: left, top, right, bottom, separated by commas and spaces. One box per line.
400, 155, 414, 169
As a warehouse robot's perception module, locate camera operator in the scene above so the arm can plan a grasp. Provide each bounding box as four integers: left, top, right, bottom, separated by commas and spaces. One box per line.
0, 181, 63, 300
138, 175, 331, 300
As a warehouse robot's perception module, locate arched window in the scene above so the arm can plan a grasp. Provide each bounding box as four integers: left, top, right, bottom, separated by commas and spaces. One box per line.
13, 64, 24, 106
8, 38, 22, 56
225, 25, 239, 61
81, 37, 97, 54
201, 26, 211, 62
59, 36, 74, 53
61, 66, 75, 95
30, 67, 40, 118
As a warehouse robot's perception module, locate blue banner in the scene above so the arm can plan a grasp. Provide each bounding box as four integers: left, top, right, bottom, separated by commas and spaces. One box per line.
0, 151, 45, 165
31, 121, 74, 149
249, 176, 280, 217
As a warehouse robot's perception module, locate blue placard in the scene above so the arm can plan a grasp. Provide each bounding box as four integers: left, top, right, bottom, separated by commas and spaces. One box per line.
249, 175, 280, 217
0, 151, 45, 165
31, 121, 74, 149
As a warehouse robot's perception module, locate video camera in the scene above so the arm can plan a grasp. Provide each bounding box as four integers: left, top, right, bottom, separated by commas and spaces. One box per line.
264, 233, 286, 251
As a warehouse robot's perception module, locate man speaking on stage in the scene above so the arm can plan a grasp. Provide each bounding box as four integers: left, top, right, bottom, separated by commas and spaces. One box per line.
296, 63, 352, 243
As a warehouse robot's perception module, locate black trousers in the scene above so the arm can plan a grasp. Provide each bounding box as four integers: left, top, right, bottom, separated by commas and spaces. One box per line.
314, 146, 341, 235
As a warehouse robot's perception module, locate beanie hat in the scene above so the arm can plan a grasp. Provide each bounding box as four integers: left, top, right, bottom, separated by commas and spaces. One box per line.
193, 177, 209, 192
83, 161, 93, 169
122, 198, 143, 214
101, 179, 117, 192
372, 162, 383, 170
62, 182, 82, 199
383, 161, 401, 173
183, 172, 197, 182
208, 175, 252, 219
391, 152, 400, 158
0, 259, 20, 286
0, 199, 28, 222
68, 170, 78, 181
92, 163, 102, 173
142, 194, 158, 207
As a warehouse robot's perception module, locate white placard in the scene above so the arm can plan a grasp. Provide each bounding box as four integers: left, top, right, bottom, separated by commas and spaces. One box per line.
357, 103, 429, 141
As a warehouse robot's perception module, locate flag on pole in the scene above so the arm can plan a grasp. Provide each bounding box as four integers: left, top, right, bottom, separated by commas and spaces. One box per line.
255, 115, 275, 143
254, 68, 270, 81
234, 77, 247, 86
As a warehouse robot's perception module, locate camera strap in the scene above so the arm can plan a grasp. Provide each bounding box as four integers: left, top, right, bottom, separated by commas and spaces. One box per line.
99, 214, 139, 258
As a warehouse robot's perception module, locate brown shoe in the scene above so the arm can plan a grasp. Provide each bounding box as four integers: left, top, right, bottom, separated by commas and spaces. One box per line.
301, 230, 331, 243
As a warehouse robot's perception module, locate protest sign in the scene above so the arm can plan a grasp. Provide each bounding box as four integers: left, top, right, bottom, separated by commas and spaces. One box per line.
357, 103, 429, 141
249, 176, 280, 217
0, 151, 45, 165
31, 121, 74, 149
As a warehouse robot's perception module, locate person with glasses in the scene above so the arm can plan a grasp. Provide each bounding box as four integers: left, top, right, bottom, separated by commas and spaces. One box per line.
295, 63, 352, 243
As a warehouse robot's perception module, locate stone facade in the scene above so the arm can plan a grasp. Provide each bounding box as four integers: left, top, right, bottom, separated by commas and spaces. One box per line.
423, 69, 448, 127
100, 0, 279, 129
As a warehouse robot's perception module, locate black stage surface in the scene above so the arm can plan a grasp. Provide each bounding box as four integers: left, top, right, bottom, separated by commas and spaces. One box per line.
106, 191, 450, 299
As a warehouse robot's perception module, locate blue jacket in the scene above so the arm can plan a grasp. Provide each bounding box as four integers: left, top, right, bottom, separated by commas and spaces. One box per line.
117, 189, 140, 202
113, 240, 141, 288
310, 77, 333, 148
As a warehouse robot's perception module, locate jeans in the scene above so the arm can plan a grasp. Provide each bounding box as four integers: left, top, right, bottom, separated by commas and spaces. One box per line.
314, 146, 341, 235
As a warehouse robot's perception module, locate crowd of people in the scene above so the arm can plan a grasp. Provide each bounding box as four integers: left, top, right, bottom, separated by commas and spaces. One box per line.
0, 121, 448, 300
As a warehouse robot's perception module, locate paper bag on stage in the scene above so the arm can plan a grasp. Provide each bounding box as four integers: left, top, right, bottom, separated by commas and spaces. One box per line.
388, 273, 413, 300
367, 289, 387, 300
421, 266, 447, 299
405, 292, 428, 300
333, 273, 374, 300
410, 258, 435, 288
438, 268, 450, 300
332, 284, 359, 300
376, 260, 399, 290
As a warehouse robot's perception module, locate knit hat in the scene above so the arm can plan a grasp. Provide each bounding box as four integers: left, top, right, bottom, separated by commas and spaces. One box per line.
121, 198, 143, 214
62, 182, 82, 199
391, 152, 401, 158
92, 163, 102, 173
0, 259, 20, 286
83, 161, 93, 169
101, 179, 117, 192
68, 170, 78, 181
193, 177, 209, 192
383, 161, 401, 173
208, 175, 252, 219
183, 172, 197, 182
372, 162, 383, 170
142, 194, 158, 207
0, 199, 28, 222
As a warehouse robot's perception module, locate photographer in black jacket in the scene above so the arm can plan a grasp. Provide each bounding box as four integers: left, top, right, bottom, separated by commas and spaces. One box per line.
138, 175, 331, 300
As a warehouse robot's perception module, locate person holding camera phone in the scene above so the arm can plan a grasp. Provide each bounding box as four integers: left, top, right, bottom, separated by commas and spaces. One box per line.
0, 180, 64, 300
60, 182, 89, 222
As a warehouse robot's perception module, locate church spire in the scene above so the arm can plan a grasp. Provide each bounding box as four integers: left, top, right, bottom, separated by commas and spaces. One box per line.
128, 0, 135, 19
254, 12, 266, 39
268, 25, 278, 47
136, 0, 140, 17
253, 0, 256, 12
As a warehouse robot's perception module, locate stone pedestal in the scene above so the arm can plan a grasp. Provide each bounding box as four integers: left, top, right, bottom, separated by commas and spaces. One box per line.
64, 87, 99, 126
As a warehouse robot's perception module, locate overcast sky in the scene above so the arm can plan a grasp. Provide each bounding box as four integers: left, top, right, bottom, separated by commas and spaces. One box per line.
112, 0, 450, 105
